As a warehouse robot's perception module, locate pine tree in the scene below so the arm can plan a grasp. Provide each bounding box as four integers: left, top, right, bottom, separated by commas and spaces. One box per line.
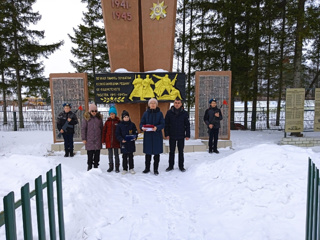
0, 0, 11, 125
4, 0, 63, 128
304, 3, 320, 97
69, 0, 110, 100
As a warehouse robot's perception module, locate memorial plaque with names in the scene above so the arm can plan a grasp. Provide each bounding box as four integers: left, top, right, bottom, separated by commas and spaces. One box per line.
285, 88, 305, 132
314, 88, 320, 131
195, 71, 231, 140
50, 73, 89, 143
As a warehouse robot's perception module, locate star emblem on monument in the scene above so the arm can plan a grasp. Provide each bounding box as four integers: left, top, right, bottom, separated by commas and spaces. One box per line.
150, 1, 167, 20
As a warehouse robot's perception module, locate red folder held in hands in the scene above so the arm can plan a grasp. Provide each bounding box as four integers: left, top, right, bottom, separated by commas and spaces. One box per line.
143, 124, 155, 131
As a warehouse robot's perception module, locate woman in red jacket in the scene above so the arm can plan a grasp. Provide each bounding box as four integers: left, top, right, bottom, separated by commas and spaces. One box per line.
102, 105, 121, 172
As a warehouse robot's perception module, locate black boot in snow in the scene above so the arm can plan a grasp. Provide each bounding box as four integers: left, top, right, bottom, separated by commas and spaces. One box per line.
64, 150, 69, 157
69, 150, 74, 157
166, 166, 174, 172
115, 164, 120, 173
143, 169, 150, 174
143, 155, 151, 173
154, 155, 160, 176
87, 164, 92, 171
107, 163, 114, 172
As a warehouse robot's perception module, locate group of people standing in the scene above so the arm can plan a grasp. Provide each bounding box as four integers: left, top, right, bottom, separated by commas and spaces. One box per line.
57, 97, 223, 175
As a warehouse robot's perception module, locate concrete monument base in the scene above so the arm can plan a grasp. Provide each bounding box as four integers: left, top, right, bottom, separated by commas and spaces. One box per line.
280, 137, 320, 147
51, 139, 232, 156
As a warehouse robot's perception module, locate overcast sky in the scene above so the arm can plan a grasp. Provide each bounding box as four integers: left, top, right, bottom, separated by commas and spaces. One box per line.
32, 0, 86, 77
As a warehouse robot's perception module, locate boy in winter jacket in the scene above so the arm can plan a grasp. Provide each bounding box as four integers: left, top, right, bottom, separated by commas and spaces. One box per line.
81, 104, 103, 171
57, 103, 78, 157
203, 98, 223, 153
116, 110, 138, 175
102, 105, 121, 173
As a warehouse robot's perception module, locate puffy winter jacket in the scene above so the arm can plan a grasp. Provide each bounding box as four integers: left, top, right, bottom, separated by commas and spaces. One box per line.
81, 112, 103, 150
102, 117, 120, 148
57, 111, 78, 134
164, 106, 190, 139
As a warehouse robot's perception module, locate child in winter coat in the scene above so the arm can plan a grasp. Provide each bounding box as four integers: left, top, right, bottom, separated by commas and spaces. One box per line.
116, 110, 138, 175
81, 104, 103, 171
102, 105, 121, 173
203, 98, 223, 154
57, 103, 78, 157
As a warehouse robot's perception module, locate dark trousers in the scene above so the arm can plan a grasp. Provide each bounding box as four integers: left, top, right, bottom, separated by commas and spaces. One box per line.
209, 128, 219, 151
122, 153, 134, 170
169, 138, 185, 168
108, 148, 120, 165
145, 154, 160, 171
62, 133, 74, 151
87, 150, 101, 168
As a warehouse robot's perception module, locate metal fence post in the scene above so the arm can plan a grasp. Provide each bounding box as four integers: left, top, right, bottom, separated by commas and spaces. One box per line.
13, 112, 17, 131
3, 192, 17, 240
306, 158, 313, 240
35, 175, 46, 239
312, 168, 319, 239
56, 164, 65, 240
47, 169, 56, 240
21, 183, 33, 240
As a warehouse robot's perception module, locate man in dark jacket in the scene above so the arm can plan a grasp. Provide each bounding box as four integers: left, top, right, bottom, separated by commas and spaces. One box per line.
57, 103, 78, 157
165, 98, 190, 172
203, 98, 223, 153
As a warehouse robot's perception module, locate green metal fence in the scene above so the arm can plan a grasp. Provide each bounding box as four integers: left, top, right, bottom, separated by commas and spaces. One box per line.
0, 164, 65, 240
306, 158, 320, 240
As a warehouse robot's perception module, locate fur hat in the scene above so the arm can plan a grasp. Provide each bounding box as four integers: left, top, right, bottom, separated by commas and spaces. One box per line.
121, 110, 130, 119
148, 98, 158, 106
209, 98, 217, 104
89, 104, 97, 112
109, 105, 117, 115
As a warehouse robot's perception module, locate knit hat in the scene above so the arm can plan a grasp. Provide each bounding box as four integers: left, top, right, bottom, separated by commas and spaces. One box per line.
209, 98, 217, 104
121, 110, 129, 119
89, 104, 97, 112
109, 105, 117, 115
63, 103, 72, 108
148, 98, 158, 106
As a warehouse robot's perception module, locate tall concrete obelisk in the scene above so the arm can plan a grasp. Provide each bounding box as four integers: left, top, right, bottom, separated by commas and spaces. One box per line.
100, 0, 177, 125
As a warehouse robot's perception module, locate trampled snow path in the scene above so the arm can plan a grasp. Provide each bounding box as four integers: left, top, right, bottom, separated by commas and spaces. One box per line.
1, 130, 320, 239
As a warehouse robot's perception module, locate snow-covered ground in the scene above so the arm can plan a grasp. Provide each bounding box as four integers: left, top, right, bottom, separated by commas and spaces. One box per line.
1, 130, 320, 239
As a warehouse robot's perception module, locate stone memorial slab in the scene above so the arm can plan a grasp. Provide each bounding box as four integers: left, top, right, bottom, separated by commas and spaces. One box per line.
50, 73, 89, 143
195, 71, 231, 140
285, 88, 305, 133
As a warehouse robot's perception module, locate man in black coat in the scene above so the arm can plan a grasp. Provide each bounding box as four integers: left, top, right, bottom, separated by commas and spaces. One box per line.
164, 98, 190, 172
203, 98, 223, 153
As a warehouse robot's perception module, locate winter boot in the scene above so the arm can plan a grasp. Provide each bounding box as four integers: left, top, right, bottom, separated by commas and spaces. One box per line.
143, 155, 151, 173
166, 166, 174, 172
64, 150, 69, 157
87, 164, 92, 171
115, 164, 120, 173
154, 155, 160, 176
69, 150, 74, 157
107, 163, 114, 172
